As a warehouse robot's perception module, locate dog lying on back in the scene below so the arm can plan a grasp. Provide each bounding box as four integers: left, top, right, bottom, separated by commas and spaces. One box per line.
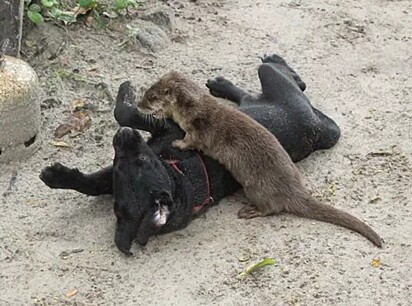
41, 55, 343, 254
138, 71, 383, 247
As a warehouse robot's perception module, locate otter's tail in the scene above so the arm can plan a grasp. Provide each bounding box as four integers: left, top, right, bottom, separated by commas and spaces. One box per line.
287, 194, 382, 247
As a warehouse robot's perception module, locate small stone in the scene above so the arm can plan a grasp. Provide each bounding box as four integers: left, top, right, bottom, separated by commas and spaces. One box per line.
41, 98, 62, 109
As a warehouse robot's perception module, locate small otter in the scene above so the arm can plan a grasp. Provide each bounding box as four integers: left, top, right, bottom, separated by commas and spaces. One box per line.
138, 71, 382, 247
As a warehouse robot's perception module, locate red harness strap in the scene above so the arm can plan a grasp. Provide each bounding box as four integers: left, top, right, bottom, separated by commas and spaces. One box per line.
192, 153, 213, 213
166, 153, 212, 213
167, 159, 183, 175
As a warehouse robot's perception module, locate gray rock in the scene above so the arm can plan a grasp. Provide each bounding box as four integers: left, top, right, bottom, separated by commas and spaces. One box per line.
0, 55, 40, 163
23, 23, 66, 63
135, 23, 171, 52
139, 10, 174, 32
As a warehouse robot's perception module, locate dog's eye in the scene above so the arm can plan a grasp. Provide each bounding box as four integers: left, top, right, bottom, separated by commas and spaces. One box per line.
138, 154, 149, 161
155, 191, 173, 207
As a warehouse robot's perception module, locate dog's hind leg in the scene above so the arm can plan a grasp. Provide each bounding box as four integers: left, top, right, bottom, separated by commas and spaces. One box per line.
40, 163, 113, 195
258, 63, 305, 100
114, 81, 166, 134
311, 107, 341, 150
260, 54, 306, 91
206, 77, 253, 105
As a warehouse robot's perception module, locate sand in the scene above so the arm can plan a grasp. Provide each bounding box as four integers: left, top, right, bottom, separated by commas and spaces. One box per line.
0, 0, 411, 305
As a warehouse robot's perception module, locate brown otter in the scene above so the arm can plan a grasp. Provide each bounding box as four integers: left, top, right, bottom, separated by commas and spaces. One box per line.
138, 71, 383, 247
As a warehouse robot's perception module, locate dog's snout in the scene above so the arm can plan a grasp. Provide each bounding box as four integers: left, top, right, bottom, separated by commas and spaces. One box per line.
114, 127, 144, 148
119, 127, 134, 138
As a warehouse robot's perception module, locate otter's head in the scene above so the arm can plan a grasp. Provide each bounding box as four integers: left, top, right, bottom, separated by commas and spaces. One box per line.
138, 71, 189, 118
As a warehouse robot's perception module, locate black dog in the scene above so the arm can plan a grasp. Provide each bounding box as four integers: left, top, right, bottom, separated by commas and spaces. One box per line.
40, 54, 341, 255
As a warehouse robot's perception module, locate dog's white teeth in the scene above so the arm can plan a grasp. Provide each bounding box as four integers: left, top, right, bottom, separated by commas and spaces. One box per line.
153, 205, 170, 227
158, 205, 170, 225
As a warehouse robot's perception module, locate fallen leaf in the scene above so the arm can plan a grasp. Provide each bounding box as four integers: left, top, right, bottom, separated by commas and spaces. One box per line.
60, 251, 70, 259
239, 257, 276, 279
25, 40, 36, 47
65, 289, 78, 298
371, 258, 381, 268
53, 107, 92, 139
87, 66, 99, 73
49, 140, 71, 148
72, 5, 92, 17
369, 197, 382, 204
328, 182, 336, 196
54, 123, 74, 138
72, 110, 92, 132
86, 15, 95, 27
367, 151, 393, 157
237, 253, 251, 262
71, 98, 86, 111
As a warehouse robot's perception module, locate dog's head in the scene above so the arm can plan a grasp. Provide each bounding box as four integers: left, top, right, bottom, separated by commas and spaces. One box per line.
112, 127, 174, 255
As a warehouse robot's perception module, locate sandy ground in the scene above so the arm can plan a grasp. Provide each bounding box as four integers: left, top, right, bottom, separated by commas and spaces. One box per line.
1, 0, 411, 305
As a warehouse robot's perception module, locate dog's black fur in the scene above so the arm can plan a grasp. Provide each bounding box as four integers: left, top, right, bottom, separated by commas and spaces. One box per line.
40, 55, 341, 255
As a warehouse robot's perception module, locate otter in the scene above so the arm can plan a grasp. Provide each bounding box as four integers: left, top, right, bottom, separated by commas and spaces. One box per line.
138, 71, 383, 247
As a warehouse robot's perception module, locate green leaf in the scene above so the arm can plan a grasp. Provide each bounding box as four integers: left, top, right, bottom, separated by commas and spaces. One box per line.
29, 3, 42, 12
114, 0, 137, 11
57, 12, 77, 24
27, 10, 44, 25
47, 7, 63, 19
78, 0, 97, 9
239, 258, 276, 279
41, 0, 55, 8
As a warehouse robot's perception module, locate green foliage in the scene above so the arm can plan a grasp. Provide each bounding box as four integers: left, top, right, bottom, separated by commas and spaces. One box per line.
24, 0, 140, 26
78, 0, 97, 9
41, 0, 57, 8
27, 9, 44, 25
114, 0, 138, 12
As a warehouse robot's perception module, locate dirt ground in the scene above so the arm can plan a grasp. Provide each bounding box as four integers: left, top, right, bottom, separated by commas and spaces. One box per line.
1, 0, 411, 305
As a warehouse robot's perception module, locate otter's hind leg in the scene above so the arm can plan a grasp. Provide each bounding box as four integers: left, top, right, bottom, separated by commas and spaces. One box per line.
238, 188, 284, 219
261, 54, 306, 91
206, 77, 253, 105
238, 206, 263, 219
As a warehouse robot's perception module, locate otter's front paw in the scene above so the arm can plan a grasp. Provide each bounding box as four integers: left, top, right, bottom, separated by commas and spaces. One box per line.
238, 206, 263, 219
172, 139, 192, 150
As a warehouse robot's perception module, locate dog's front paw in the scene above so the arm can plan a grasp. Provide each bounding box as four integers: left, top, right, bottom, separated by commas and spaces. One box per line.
172, 139, 192, 150
40, 163, 79, 189
206, 77, 235, 98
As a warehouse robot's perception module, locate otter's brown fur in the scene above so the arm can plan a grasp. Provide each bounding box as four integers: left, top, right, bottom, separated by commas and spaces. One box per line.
138, 71, 383, 247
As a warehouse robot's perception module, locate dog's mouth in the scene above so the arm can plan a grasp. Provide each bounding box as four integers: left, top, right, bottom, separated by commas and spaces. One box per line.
139, 108, 164, 119
137, 101, 165, 119
153, 201, 170, 227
